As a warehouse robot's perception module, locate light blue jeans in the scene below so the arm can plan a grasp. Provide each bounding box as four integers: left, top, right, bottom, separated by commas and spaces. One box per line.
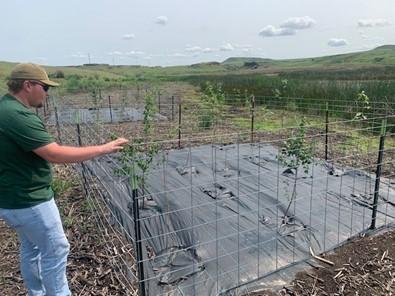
0, 198, 71, 296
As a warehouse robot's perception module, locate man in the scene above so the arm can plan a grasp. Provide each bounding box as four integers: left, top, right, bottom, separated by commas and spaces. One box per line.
0, 63, 128, 296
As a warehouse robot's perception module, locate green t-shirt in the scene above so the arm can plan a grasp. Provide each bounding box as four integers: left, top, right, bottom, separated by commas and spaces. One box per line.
0, 94, 54, 209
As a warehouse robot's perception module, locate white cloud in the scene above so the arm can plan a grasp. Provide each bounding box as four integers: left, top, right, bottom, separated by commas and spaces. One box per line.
185, 46, 202, 53
259, 16, 314, 38
220, 43, 234, 51
71, 52, 87, 59
122, 33, 135, 40
169, 53, 187, 57
259, 25, 296, 37
327, 38, 348, 47
156, 16, 168, 25
184, 46, 215, 53
125, 50, 145, 56
202, 47, 214, 53
358, 19, 391, 28
280, 16, 315, 30
108, 51, 123, 56
235, 44, 252, 48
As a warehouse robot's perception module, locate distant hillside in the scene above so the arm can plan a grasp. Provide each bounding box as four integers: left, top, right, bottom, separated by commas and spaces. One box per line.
222, 45, 395, 69
0, 61, 16, 79
222, 57, 274, 67
1, 45, 395, 87
0, 61, 123, 80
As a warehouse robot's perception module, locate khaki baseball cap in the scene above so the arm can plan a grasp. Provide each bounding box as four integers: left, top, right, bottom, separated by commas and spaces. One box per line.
9, 63, 60, 87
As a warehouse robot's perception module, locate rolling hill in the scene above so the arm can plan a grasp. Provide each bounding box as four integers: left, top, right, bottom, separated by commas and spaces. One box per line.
222, 45, 395, 69
0, 45, 395, 85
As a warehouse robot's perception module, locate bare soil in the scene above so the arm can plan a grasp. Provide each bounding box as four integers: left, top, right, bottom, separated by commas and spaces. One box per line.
252, 228, 395, 296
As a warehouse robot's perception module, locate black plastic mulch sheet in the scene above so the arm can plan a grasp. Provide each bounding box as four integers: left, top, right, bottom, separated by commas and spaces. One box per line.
48, 107, 166, 124
85, 143, 395, 295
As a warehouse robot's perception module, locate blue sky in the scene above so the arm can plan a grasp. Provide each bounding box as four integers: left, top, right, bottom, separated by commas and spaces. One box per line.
1, 0, 394, 66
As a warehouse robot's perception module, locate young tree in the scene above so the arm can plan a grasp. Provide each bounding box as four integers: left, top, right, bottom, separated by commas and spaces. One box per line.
115, 90, 160, 207
353, 90, 370, 120
278, 118, 314, 223
273, 79, 288, 127
199, 82, 226, 133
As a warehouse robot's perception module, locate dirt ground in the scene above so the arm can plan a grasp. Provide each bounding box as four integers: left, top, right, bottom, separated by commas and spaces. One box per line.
294, 228, 395, 295
1, 166, 394, 296
251, 227, 395, 296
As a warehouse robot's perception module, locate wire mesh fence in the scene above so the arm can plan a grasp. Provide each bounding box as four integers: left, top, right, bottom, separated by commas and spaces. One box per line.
46, 89, 395, 295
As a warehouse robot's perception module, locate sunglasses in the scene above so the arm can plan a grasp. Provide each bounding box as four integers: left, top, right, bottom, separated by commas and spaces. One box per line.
29, 81, 50, 92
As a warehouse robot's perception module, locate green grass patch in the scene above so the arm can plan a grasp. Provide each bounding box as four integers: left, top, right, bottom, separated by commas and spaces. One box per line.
233, 109, 325, 132
337, 128, 395, 155
51, 177, 73, 197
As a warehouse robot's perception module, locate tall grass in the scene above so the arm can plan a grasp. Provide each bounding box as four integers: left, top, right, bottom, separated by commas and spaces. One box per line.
183, 73, 395, 131
183, 73, 395, 113
184, 73, 395, 100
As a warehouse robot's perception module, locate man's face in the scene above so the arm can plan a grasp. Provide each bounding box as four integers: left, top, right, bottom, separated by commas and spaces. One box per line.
26, 81, 49, 107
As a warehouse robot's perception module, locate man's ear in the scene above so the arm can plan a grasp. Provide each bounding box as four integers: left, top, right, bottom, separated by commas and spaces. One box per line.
23, 80, 33, 93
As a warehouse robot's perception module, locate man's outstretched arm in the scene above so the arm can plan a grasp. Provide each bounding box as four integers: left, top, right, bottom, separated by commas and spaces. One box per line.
33, 138, 128, 163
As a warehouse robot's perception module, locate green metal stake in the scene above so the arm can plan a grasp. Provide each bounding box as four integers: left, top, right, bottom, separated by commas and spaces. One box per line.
370, 119, 387, 230
128, 172, 146, 296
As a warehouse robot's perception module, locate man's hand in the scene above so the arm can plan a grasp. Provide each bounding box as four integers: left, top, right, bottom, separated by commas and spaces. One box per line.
101, 138, 129, 154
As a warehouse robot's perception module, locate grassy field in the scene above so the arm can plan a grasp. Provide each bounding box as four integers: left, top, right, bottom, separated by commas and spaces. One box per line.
1, 45, 395, 92
1, 45, 395, 117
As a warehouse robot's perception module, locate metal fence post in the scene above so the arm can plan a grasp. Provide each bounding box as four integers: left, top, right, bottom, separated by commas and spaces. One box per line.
127, 177, 146, 296
370, 119, 387, 230
43, 99, 47, 116
171, 96, 175, 121
250, 95, 255, 143
178, 103, 182, 149
108, 95, 113, 123
325, 102, 329, 161
158, 91, 161, 114
76, 123, 88, 197
54, 106, 62, 144
45, 97, 49, 113
76, 123, 82, 146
